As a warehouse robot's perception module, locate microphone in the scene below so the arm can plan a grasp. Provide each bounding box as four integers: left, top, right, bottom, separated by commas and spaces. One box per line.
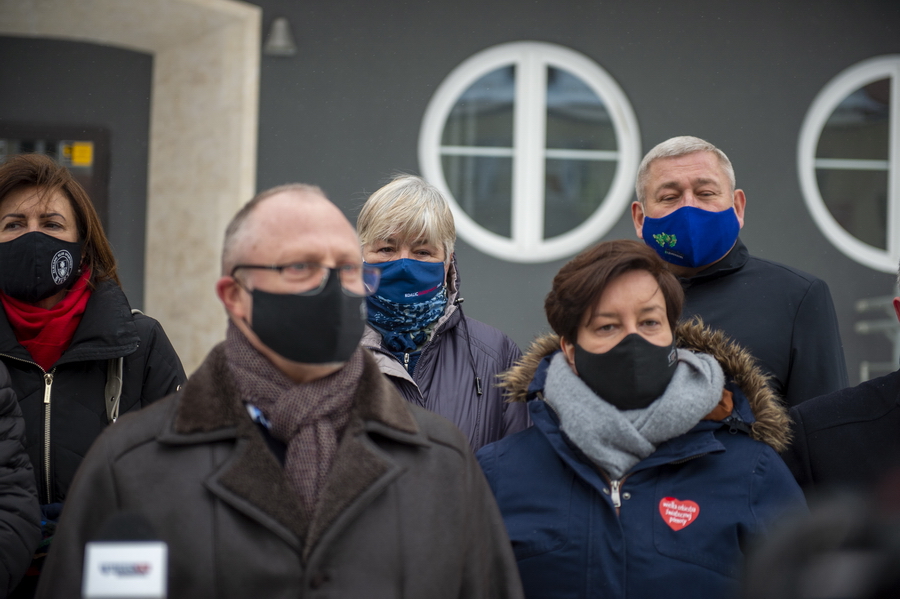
82, 511, 168, 599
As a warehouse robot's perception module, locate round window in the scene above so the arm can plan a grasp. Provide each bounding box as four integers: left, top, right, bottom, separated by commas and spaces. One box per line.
419, 42, 641, 263
798, 55, 900, 273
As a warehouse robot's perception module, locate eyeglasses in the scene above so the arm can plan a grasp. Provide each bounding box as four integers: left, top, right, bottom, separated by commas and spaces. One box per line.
231, 262, 381, 297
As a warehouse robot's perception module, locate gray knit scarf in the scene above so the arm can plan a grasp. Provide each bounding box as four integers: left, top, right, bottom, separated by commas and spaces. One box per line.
542, 349, 724, 479
225, 322, 362, 516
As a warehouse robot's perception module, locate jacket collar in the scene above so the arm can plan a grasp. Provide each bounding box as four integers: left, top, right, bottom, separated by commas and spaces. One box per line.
530, 400, 725, 493
679, 237, 749, 288
362, 325, 411, 372
159, 343, 426, 561
0, 279, 140, 364
503, 318, 791, 452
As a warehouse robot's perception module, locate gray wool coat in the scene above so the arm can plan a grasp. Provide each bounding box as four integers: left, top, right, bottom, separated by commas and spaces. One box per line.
36, 345, 524, 599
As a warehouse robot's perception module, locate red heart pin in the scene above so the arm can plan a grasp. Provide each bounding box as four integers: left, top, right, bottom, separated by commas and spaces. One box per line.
659, 497, 700, 531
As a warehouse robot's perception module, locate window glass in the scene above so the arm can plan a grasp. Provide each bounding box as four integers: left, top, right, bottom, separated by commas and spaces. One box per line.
441, 67, 514, 148
816, 80, 890, 161
543, 66, 617, 238
544, 159, 615, 238
816, 169, 888, 249
442, 155, 513, 237
545, 67, 615, 150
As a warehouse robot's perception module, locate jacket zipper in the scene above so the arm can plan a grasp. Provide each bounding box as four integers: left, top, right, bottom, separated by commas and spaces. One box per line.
0, 353, 53, 503
541, 399, 629, 512
403, 352, 410, 372
42, 372, 54, 502
600, 472, 630, 515
609, 478, 623, 508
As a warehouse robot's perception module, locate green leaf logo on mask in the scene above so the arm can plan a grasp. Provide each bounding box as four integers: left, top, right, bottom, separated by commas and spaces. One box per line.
652, 233, 678, 248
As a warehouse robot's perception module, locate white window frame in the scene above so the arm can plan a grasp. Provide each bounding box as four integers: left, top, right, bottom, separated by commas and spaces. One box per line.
418, 41, 641, 263
798, 55, 900, 273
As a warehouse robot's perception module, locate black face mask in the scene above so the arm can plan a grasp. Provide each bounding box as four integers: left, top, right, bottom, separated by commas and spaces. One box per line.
574, 333, 678, 410
0, 232, 83, 303
248, 272, 366, 364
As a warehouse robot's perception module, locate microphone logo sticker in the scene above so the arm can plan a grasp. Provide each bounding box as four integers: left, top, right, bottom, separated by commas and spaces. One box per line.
83, 540, 167, 598
100, 562, 152, 577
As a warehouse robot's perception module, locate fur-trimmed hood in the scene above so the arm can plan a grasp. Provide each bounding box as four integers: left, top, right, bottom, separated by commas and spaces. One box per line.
500, 318, 791, 452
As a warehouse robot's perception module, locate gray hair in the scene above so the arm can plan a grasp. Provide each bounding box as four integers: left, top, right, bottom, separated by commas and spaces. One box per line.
357, 174, 456, 259
635, 136, 736, 204
221, 183, 326, 275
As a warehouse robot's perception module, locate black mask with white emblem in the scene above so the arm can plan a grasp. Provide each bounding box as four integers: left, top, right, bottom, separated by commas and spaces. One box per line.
0, 232, 83, 303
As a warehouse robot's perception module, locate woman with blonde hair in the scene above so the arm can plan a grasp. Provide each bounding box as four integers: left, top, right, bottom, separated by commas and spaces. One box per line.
357, 175, 528, 451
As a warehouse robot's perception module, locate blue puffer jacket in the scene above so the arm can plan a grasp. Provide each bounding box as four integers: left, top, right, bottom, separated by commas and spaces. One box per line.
476, 321, 805, 599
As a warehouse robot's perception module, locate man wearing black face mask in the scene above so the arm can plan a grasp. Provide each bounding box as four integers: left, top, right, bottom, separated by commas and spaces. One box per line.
631, 136, 847, 407
36, 184, 523, 598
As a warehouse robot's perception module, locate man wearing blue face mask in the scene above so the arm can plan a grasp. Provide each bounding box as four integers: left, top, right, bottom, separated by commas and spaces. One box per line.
631, 136, 848, 407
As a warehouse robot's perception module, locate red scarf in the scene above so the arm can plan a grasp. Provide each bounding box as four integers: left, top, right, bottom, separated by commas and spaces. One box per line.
0, 269, 93, 371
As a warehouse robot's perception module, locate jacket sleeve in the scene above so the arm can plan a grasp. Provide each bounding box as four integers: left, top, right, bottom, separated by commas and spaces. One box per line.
499, 338, 531, 437
136, 315, 187, 406
747, 446, 807, 542
460, 444, 524, 599
784, 278, 848, 407
780, 406, 813, 492
34, 424, 121, 598
0, 364, 41, 595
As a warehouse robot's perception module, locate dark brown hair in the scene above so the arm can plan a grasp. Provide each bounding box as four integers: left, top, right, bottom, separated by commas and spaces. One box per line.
0, 154, 119, 286
545, 239, 683, 343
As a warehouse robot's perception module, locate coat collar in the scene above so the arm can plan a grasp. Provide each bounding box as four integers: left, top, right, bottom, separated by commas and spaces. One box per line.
679, 237, 750, 288
503, 318, 791, 452
0, 279, 140, 364
159, 343, 426, 561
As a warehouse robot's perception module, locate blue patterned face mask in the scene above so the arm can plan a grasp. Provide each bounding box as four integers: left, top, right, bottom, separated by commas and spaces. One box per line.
641, 206, 740, 269
365, 259, 448, 353
367, 258, 445, 303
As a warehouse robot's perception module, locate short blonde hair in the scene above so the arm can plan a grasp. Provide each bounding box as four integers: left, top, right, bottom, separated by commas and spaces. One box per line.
357, 175, 456, 258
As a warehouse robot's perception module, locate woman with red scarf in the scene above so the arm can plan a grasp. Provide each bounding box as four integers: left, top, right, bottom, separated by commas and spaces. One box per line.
0, 154, 185, 520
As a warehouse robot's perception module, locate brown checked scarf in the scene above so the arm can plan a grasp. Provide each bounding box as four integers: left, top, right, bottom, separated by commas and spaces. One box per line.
225, 322, 362, 516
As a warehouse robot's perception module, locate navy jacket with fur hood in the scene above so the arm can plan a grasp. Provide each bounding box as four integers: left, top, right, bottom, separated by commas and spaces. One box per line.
476, 320, 805, 599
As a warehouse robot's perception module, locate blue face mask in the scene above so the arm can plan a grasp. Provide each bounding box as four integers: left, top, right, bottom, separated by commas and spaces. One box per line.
366, 258, 445, 304
364, 259, 448, 354
641, 206, 740, 269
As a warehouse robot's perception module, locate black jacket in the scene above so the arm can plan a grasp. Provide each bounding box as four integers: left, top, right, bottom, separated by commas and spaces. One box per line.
681, 238, 847, 407
0, 362, 41, 595
783, 368, 900, 496
0, 280, 185, 504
